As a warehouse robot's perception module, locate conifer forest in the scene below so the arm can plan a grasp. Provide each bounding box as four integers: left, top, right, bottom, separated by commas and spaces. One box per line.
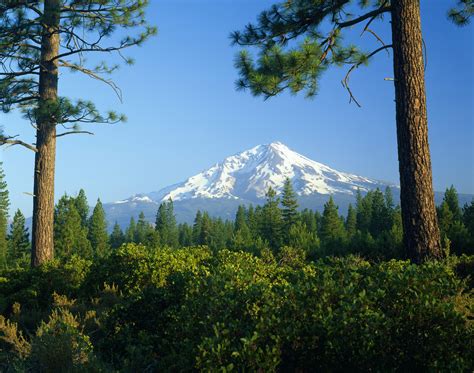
0, 0, 473, 371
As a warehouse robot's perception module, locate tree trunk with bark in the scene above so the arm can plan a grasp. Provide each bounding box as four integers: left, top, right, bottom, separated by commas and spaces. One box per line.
390, 0, 442, 263
31, 0, 60, 267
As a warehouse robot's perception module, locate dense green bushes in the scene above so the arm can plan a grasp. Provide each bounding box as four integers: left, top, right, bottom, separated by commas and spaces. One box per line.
0, 245, 472, 371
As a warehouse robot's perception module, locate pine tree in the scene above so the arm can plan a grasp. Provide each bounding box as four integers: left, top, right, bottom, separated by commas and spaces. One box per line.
0, 1, 156, 266
193, 211, 203, 245
178, 223, 193, 247
235, 205, 248, 232
438, 187, 470, 254
463, 201, 474, 238
443, 186, 463, 222
301, 209, 318, 235
370, 189, 387, 238
135, 212, 152, 245
75, 189, 89, 228
345, 204, 357, 239
88, 199, 109, 257
259, 187, 283, 251
356, 191, 372, 234
109, 222, 125, 250
438, 201, 454, 238
247, 205, 258, 238
288, 221, 320, 256
463, 201, 474, 253
7, 209, 30, 265
54, 194, 92, 259
281, 178, 299, 242
155, 199, 179, 247
231, 0, 471, 261
320, 196, 346, 252
199, 212, 212, 246
125, 217, 137, 243
0, 163, 9, 268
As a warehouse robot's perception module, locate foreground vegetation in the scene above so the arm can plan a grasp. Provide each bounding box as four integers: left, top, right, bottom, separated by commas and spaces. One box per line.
0, 244, 474, 372
0, 245, 472, 371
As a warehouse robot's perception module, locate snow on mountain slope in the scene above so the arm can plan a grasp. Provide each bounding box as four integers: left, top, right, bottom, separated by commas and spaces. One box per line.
140, 141, 396, 203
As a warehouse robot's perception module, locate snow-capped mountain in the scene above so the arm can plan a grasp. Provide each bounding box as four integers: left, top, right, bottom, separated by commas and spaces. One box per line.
147, 141, 395, 202
104, 142, 398, 225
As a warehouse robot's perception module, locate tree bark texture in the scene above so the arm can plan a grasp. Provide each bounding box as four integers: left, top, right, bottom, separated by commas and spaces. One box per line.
390, 0, 442, 263
31, 0, 60, 267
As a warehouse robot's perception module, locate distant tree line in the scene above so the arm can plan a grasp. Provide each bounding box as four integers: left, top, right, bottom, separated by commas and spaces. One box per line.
2, 163, 473, 268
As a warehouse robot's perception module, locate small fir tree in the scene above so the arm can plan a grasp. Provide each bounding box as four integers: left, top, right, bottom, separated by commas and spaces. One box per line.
259, 187, 283, 251
88, 199, 109, 257
281, 178, 299, 242
0, 163, 9, 268
320, 196, 346, 252
155, 199, 179, 247
75, 189, 89, 228
54, 195, 92, 259
7, 209, 30, 265
345, 204, 357, 239
125, 217, 137, 243
109, 222, 125, 250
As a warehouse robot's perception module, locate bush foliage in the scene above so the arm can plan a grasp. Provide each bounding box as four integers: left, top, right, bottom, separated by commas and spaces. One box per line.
0, 244, 472, 371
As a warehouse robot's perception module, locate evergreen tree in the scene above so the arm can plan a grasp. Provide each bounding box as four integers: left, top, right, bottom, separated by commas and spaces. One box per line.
199, 212, 212, 246
438, 202, 454, 238
235, 205, 248, 232
178, 223, 194, 247
345, 204, 357, 239
54, 195, 92, 259
370, 189, 388, 237
438, 187, 470, 254
109, 222, 125, 250
443, 186, 463, 222
231, 224, 253, 252
231, 0, 471, 261
193, 211, 203, 245
246, 205, 258, 238
320, 196, 346, 253
135, 212, 152, 244
88, 199, 109, 257
301, 209, 318, 234
356, 191, 372, 234
7, 209, 30, 265
288, 221, 320, 256
281, 178, 299, 242
125, 217, 137, 243
0, 163, 9, 268
259, 187, 283, 251
463, 201, 474, 253
463, 201, 474, 238
75, 189, 89, 228
0, 1, 156, 266
155, 199, 179, 247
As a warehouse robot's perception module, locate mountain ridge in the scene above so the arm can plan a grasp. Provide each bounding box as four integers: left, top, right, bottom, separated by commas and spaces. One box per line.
104, 141, 402, 226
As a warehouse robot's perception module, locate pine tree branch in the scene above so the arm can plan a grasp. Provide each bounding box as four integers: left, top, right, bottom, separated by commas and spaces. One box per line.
55, 131, 94, 138
58, 59, 122, 101
337, 6, 392, 28
0, 135, 37, 152
342, 44, 393, 107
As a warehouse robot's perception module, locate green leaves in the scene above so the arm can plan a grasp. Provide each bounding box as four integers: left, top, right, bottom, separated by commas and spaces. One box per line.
448, 0, 474, 26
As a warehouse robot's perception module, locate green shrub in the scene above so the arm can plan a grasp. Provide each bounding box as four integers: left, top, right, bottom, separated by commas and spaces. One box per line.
0, 246, 472, 371
28, 309, 94, 372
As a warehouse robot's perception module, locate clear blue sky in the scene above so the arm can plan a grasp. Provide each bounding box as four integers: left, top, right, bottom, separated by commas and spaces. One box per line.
2, 0, 473, 216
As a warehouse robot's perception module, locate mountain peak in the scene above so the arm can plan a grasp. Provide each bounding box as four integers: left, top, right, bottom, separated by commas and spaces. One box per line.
141, 142, 396, 203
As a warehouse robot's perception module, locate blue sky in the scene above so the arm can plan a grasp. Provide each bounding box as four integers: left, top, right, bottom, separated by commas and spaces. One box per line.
2, 0, 473, 216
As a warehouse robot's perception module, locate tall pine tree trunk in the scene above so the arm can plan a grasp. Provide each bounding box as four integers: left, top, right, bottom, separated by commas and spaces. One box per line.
31, 0, 60, 267
390, 0, 442, 263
